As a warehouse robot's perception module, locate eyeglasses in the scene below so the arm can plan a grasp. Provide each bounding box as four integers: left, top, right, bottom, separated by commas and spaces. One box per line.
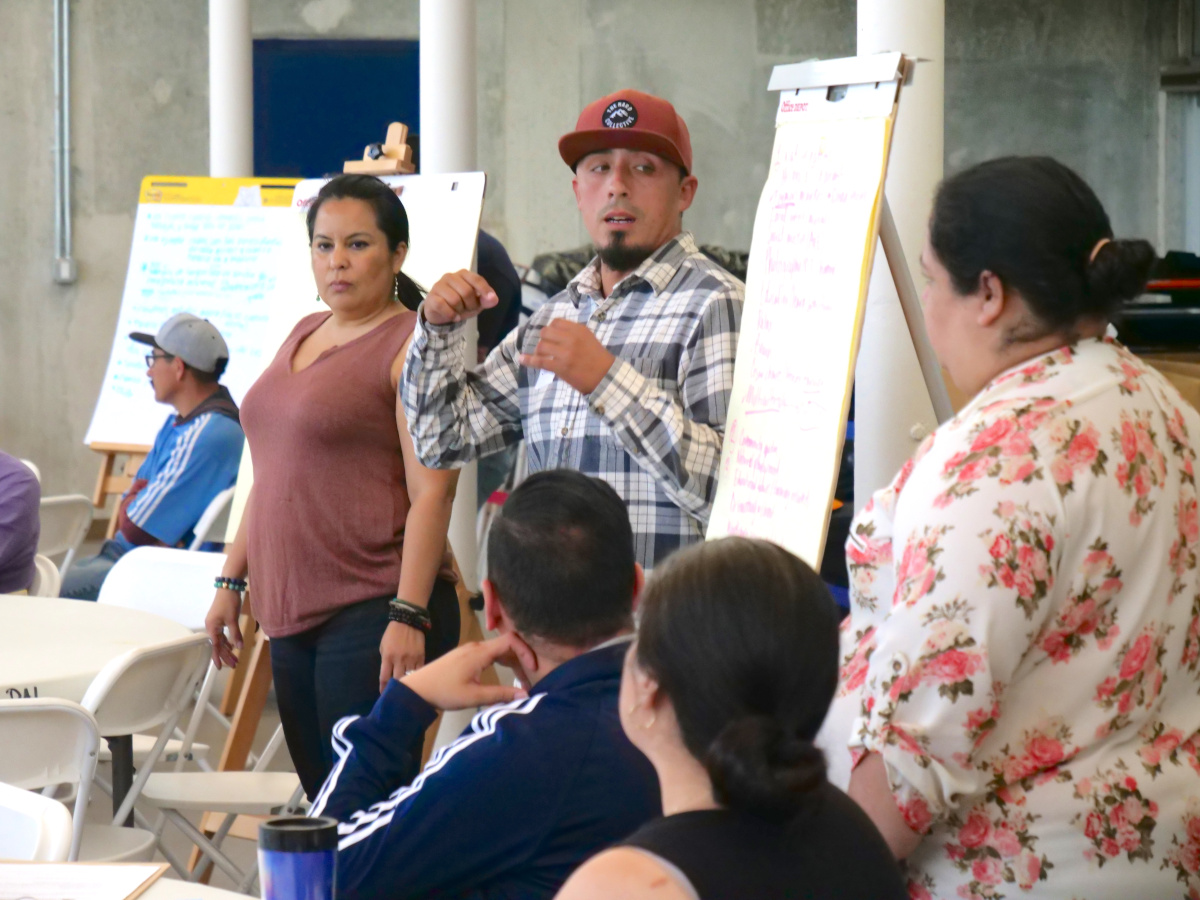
145, 352, 175, 366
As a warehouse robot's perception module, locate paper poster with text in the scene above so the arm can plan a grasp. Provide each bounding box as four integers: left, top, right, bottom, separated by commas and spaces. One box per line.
707, 99, 894, 568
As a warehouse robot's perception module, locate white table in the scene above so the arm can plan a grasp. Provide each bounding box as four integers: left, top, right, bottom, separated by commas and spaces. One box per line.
0, 594, 194, 820
0, 594, 192, 701
146, 877, 253, 899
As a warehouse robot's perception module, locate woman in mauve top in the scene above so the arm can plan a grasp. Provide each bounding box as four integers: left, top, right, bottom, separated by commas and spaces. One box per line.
205, 174, 459, 798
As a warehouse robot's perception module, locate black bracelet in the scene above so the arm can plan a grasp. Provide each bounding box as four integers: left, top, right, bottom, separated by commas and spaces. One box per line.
215, 576, 248, 592
388, 598, 432, 633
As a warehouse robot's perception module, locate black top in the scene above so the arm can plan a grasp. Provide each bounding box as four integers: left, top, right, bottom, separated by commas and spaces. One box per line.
475, 230, 522, 351
622, 784, 907, 900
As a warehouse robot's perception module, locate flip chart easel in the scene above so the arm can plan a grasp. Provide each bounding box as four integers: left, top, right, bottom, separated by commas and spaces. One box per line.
707, 52, 951, 568
85, 175, 302, 529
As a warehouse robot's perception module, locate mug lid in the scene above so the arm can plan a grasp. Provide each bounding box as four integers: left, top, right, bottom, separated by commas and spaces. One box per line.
259, 815, 339, 852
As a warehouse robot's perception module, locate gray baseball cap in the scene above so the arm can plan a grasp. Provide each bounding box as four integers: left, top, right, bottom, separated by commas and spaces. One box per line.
130, 313, 230, 374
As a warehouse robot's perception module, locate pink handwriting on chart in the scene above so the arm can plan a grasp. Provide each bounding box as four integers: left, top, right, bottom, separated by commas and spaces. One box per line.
722, 425, 812, 534
742, 125, 879, 419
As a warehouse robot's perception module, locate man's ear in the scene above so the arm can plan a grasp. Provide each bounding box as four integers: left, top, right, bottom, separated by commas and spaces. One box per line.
677, 174, 698, 215
571, 173, 582, 211
171, 357, 188, 382
629, 563, 646, 616
976, 270, 1007, 328
481, 578, 506, 634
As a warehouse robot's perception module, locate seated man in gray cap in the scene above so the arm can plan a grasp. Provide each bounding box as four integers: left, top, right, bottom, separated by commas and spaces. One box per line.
62, 313, 244, 600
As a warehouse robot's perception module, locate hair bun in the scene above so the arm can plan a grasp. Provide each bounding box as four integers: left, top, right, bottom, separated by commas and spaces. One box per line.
1088, 238, 1157, 315
704, 716, 826, 823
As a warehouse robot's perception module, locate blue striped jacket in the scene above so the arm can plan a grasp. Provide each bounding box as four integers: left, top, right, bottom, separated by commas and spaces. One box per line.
310, 638, 661, 900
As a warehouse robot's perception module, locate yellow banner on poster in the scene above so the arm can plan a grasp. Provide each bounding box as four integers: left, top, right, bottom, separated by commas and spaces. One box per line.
138, 175, 299, 207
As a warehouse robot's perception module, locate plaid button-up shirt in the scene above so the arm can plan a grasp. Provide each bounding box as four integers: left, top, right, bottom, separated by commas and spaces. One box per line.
402, 232, 744, 570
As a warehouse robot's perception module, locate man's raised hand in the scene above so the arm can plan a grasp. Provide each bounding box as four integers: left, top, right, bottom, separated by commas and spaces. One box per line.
519, 319, 616, 395
423, 270, 499, 326
400, 632, 534, 711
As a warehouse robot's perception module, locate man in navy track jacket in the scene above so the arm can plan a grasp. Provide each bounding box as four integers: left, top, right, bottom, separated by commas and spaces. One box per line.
310, 470, 661, 899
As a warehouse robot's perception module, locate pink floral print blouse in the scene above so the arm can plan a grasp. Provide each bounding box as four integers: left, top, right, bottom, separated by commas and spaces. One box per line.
819, 339, 1200, 900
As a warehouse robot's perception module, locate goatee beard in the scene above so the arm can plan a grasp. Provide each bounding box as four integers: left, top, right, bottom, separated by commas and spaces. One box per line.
596, 234, 655, 273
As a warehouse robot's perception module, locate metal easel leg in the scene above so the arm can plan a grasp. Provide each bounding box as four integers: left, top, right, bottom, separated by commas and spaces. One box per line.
878, 197, 954, 424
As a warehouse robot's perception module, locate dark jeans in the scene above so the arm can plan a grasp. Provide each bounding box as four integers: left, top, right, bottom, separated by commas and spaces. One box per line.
269, 579, 460, 800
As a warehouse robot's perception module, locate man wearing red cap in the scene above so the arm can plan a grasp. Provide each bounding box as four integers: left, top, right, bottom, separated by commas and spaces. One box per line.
402, 89, 744, 569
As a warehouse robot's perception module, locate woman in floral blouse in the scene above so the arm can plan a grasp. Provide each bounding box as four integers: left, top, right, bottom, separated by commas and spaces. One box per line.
819, 156, 1200, 899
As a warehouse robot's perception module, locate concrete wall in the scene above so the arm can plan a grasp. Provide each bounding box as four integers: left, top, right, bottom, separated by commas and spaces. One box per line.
945, 0, 1171, 240
0, 0, 1184, 497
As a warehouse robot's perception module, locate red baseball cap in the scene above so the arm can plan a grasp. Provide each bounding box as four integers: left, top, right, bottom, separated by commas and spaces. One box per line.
558, 89, 693, 174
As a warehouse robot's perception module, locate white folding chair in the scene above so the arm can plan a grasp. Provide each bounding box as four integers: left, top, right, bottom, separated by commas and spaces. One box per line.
0, 698, 151, 862
188, 486, 236, 550
29, 554, 62, 597
97, 547, 231, 770
38, 493, 94, 575
139, 725, 302, 888
0, 781, 73, 862
18, 458, 41, 483
79, 634, 211, 859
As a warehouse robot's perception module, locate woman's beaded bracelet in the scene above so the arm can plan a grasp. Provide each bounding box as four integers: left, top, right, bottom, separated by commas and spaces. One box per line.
388, 598, 432, 633
214, 576, 248, 592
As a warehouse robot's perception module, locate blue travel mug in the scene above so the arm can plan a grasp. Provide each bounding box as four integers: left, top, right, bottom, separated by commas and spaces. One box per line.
258, 815, 338, 900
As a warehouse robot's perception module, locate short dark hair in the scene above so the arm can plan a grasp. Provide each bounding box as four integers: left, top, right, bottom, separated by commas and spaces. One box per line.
187, 358, 226, 384
305, 174, 425, 311
486, 470, 635, 647
635, 537, 840, 822
930, 156, 1156, 341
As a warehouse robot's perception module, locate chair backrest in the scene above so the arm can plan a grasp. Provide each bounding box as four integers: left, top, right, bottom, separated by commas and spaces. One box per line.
19, 458, 41, 483
97, 546, 227, 632
0, 699, 100, 861
80, 633, 211, 738
188, 485, 236, 551
29, 554, 62, 598
0, 782, 74, 861
37, 494, 94, 574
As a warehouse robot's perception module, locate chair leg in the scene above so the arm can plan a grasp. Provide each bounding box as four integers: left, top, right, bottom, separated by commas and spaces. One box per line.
187, 811, 239, 884
236, 860, 260, 895
162, 808, 247, 885
156, 837, 194, 880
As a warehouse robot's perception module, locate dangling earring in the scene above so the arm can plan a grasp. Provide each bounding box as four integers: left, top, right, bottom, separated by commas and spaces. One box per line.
393, 275, 400, 303
315, 293, 322, 303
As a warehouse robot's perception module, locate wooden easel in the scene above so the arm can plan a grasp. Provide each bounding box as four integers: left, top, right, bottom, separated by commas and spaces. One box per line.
344, 122, 416, 175
89, 442, 151, 537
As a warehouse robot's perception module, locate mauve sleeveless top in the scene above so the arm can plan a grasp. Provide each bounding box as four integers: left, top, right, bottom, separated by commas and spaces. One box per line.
241, 311, 417, 637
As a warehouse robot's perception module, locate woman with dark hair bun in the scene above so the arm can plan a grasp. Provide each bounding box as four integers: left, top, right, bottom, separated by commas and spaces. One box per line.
821, 157, 1200, 899
205, 174, 459, 799
556, 537, 907, 900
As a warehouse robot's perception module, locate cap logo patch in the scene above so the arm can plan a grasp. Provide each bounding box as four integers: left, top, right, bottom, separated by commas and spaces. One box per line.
602, 100, 638, 129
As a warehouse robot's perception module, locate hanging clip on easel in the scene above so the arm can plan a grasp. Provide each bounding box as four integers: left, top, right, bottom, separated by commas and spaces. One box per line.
344, 122, 416, 175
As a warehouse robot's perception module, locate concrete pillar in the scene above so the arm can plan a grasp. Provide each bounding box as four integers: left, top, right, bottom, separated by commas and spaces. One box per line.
854, 0, 944, 510
420, 0, 480, 590
209, 0, 253, 177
